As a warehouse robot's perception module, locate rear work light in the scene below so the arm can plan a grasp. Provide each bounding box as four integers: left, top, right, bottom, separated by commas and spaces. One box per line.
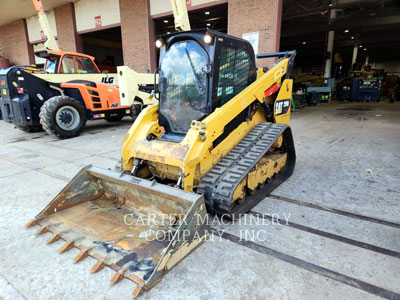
93, 113, 105, 119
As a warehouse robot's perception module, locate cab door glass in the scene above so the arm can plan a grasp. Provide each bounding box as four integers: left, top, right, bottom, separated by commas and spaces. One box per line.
45, 57, 57, 73
76, 56, 99, 74
159, 40, 209, 134
215, 47, 251, 106
61, 55, 75, 73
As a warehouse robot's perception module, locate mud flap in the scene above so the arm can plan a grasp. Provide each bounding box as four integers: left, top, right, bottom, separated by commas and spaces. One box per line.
26, 166, 209, 297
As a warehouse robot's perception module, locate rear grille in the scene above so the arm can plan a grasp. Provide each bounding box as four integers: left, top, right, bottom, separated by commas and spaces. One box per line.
91, 96, 101, 102
88, 90, 99, 96
91, 95, 102, 109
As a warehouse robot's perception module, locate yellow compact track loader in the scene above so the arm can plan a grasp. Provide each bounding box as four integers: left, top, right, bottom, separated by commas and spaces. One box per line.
27, 29, 296, 296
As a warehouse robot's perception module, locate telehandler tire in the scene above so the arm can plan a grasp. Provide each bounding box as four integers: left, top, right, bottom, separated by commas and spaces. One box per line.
40, 96, 87, 139
131, 103, 141, 121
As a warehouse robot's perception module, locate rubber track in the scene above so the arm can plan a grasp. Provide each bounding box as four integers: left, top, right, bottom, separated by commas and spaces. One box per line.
198, 122, 289, 215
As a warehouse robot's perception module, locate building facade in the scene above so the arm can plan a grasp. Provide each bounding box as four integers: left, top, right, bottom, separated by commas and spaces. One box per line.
0, 0, 283, 71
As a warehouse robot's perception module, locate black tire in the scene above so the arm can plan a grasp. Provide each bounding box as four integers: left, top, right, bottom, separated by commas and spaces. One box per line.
16, 124, 43, 133
105, 115, 123, 122
131, 103, 142, 121
39, 95, 87, 139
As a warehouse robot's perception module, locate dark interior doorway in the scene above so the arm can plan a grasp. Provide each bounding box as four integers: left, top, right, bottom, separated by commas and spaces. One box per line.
152, 3, 228, 65
80, 26, 123, 73
154, 3, 228, 36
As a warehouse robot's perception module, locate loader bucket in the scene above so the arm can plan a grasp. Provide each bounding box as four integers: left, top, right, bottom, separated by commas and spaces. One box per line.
26, 166, 209, 297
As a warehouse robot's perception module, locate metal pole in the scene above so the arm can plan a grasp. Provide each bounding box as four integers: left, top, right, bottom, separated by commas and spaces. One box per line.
351, 44, 358, 69
324, 8, 336, 79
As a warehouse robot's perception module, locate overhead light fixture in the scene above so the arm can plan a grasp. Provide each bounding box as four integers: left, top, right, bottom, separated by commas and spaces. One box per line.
344, 29, 349, 33
163, 20, 168, 23
359, 45, 363, 48
364, 48, 367, 51
206, 23, 211, 27
329, 3, 333, 7
351, 36, 355, 39
167, 31, 171, 34
302, 41, 306, 45
205, 11, 210, 15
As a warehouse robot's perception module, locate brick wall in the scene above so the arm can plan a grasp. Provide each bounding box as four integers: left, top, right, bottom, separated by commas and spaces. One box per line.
119, 0, 154, 72
55, 3, 82, 53
228, 0, 283, 67
0, 20, 33, 66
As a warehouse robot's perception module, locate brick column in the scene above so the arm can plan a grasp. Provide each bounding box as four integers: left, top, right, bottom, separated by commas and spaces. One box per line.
0, 19, 34, 66
228, 0, 283, 67
55, 3, 82, 53
119, 0, 155, 72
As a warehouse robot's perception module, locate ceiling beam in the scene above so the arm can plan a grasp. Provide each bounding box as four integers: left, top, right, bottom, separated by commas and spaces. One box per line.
282, 15, 400, 37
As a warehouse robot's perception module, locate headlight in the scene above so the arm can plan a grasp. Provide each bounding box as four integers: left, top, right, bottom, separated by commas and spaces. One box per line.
204, 34, 213, 44
155, 39, 163, 48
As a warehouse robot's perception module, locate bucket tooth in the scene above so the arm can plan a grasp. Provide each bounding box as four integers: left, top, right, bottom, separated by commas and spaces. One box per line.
25, 219, 37, 228
74, 249, 90, 263
35, 226, 49, 235
46, 233, 61, 244
91, 259, 106, 273
110, 271, 125, 285
132, 285, 144, 298
58, 240, 74, 253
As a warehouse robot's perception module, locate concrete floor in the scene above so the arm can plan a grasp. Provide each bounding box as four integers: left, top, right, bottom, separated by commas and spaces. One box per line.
0, 102, 399, 300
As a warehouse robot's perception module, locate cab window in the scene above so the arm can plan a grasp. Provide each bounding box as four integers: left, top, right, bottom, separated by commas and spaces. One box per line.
60, 55, 99, 74
214, 47, 251, 107
159, 40, 209, 134
61, 55, 75, 73
76, 56, 98, 73
45, 56, 57, 73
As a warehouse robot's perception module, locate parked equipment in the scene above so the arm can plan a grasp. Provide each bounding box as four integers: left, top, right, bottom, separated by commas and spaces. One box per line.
0, 67, 145, 137
306, 78, 334, 104
27, 29, 296, 295
351, 78, 382, 102
0, 0, 156, 137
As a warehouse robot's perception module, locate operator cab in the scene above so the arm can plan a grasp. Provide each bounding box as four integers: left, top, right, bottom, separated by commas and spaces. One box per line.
156, 29, 256, 139
36, 50, 100, 74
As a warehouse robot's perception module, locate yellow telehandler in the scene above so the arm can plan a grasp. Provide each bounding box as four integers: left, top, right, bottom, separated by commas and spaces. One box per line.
26, 0, 296, 297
